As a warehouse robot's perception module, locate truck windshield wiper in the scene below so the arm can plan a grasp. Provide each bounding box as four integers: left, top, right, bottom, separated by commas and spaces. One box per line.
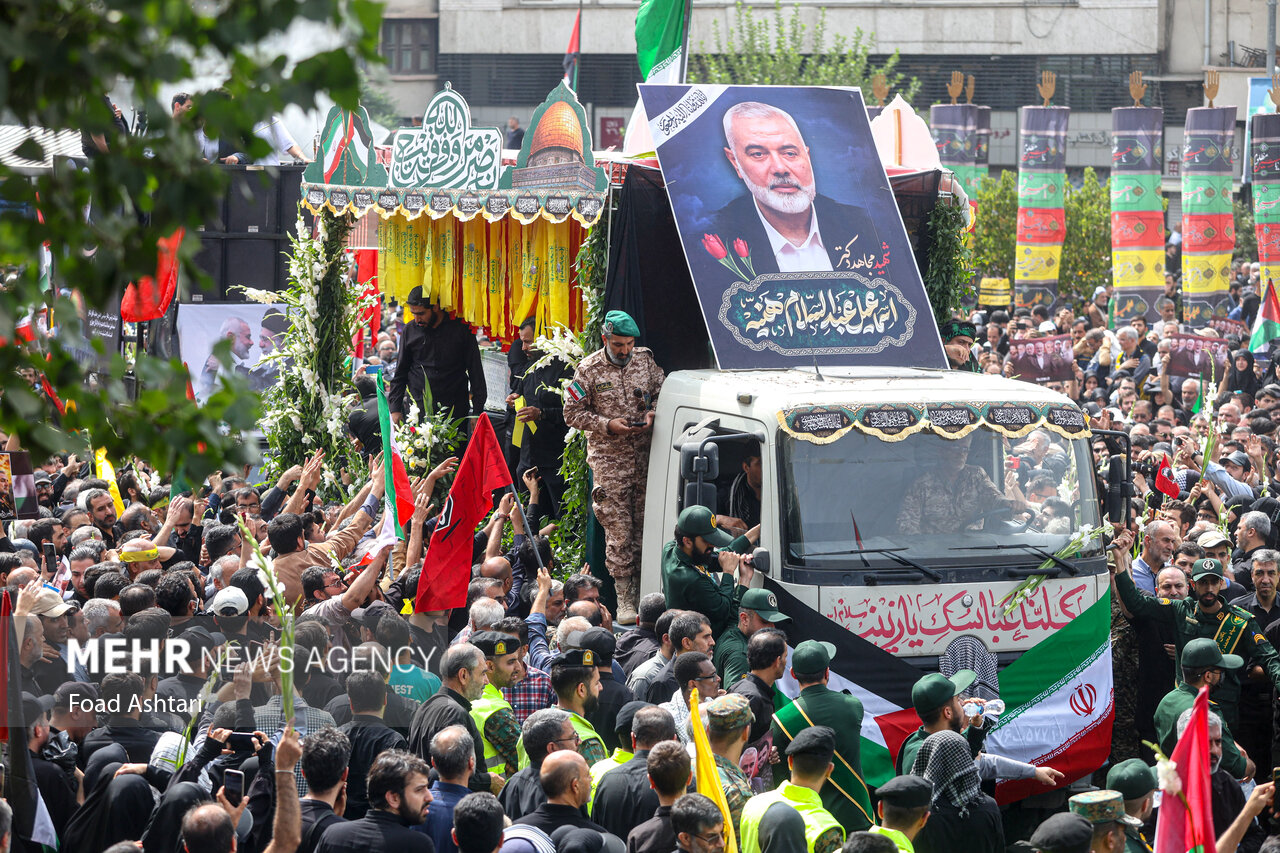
949, 543, 1080, 576
801, 547, 942, 581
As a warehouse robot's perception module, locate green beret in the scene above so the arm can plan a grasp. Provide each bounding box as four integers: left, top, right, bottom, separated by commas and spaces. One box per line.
939, 320, 977, 342
602, 310, 640, 337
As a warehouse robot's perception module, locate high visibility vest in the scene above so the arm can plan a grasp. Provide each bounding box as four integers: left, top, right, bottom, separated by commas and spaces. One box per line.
739, 783, 844, 853
589, 748, 633, 816
469, 683, 516, 772
868, 826, 913, 853
567, 711, 606, 759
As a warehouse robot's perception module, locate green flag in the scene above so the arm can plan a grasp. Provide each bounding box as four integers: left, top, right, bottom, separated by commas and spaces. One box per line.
1191, 373, 1204, 414
635, 0, 687, 83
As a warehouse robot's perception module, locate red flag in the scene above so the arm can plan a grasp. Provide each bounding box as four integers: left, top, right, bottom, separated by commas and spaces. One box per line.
1154, 686, 1217, 853
352, 249, 380, 358
121, 228, 185, 323
39, 374, 65, 416
1155, 454, 1180, 499
417, 415, 512, 612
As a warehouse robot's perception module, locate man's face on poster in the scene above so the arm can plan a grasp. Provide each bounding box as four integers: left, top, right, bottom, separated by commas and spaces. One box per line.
723, 110, 816, 218
258, 327, 281, 355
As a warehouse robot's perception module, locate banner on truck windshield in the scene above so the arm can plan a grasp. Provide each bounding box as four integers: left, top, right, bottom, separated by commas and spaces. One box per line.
778, 400, 1090, 445
638, 84, 947, 371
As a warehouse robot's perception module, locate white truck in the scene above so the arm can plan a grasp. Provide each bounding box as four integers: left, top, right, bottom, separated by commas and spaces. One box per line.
638, 366, 1115, 672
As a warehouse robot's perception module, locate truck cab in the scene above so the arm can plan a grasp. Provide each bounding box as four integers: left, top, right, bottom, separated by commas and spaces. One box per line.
639, 366, 1109, 676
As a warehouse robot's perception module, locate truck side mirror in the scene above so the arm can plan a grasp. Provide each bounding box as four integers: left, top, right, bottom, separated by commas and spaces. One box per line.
680, 441, 719, 481
1105, 454, 1131, 525
751, 547, 770, 576
684, 481, 717, 513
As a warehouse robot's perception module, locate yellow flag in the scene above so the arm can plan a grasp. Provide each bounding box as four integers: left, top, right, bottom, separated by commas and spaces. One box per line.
94, 448, 126, 516
548, 221, 572, 331
437, 220, 457, 313
488, 220, 506, 336
510, 395, 538, 448
690, 688, 738, 853
515, 221, 541, 328
461, 218, 487, 327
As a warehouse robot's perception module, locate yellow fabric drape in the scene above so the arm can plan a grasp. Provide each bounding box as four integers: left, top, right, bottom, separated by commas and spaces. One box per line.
436, 219, 457, 314
488, 219, 507, 336
460, 218, 488, 328
547, 222, 572, 332
515, 220, 542, 329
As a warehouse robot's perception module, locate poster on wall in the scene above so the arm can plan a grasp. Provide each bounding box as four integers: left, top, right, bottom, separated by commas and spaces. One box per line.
637, 83, 946, 370
177, 303, 288, 403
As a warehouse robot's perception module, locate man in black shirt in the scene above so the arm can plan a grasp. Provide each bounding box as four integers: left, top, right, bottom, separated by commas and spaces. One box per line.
23, 693, 78, 845
339, 672, 410, 820
591, 706, 678, 839
729, 628, 787, 746
408, 643, 500, 794
499, 708, 573, 820
82, 672, 161, 764
314, 751, 436, 853
389, 286, 486, 424
615, 594, 665, 679
581, 627, 635, 753
299, 726, 352, 853
515, 750, 615, 839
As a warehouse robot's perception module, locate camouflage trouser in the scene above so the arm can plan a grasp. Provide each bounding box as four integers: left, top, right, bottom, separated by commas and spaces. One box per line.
1110, 595, 1141, 764
592, 471, 647, 580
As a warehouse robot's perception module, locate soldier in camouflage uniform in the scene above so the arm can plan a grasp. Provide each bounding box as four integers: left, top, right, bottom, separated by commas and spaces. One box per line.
706, 694, 756, 838
564, 310, 665, 624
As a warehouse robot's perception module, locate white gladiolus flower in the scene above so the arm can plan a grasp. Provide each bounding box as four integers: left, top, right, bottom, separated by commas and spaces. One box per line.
1156, 757, 1180, 795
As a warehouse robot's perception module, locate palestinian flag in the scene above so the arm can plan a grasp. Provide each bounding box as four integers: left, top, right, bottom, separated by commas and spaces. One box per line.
321, 110, 370, 184
984, 591, 1113, 803
1250, 277, 1280, 356
562, 8, 581, 91
375, 372, 415, 539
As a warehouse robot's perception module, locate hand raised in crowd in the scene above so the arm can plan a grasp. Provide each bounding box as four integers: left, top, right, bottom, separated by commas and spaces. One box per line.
522, 468, 539, 498
300, 450, 326, 491
428, 456, 459, 484
61, 454, 80, 478
276, 464, 303, 489
411, 478, 436, 524
275, 725, 302, 772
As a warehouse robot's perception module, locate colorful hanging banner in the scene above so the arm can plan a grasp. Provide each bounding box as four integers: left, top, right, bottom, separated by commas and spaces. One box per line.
1014, 106, 1069, 311
930, 104, 984, 199
1252, 112, 1280, 295
975, 106, 992, 178
1109, 107, 1165, 324
1181, 106, 1237, 323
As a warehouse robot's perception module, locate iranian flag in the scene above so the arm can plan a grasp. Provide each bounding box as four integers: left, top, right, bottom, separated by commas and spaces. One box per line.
984, 591, 1113, 803
1250, 277, 1280, 356
375, 372, 415, 539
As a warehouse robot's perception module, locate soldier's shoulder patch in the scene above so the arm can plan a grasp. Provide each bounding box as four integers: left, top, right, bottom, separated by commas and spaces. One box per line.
594, 380, 614, 391
1256, 633, 1267, 644
1158, 597, 1171, 605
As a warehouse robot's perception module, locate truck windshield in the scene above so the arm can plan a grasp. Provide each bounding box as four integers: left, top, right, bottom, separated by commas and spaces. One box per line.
779, 424, 1103, 571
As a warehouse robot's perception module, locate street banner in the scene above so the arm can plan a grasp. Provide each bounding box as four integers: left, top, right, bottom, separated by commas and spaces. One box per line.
1014, 106, 1069, 311
637, 84, 946, 370
1007, 334, 1074, 384
985, 592, 1113, 804
176, 303, 288, 402
1166, 332, 1229, 381
1244, 76, 1273, 184
1252, 112, 1280, 303
1181, 106, 1237, 323
930, 104, 985, 199
1110, 107, 1165, 324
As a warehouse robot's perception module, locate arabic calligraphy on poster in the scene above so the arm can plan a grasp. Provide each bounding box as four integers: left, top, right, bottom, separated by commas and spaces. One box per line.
390, 86, 503, 190
719, 271, 917, 356
822, 581, 1091, 655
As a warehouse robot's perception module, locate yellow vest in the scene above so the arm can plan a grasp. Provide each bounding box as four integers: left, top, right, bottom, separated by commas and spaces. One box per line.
868, 826, 913, 853
589, 748, 634, 816
739, 783, 844, 853
469, 683, 515, 772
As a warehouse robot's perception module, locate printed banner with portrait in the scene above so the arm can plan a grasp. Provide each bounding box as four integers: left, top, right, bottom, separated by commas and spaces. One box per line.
1109, 107, 1165, 324
177, 303, 289, 403
637, 84, 946, 370
1007, 334, 1074, 384
1165, 333, 1229, 381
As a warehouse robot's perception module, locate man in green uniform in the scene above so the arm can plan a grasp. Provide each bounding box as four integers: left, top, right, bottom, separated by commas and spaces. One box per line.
1151, 637, 1251, 778
894, 670, 983, 775
714, 588, 790, 686
1105, 759, 1156, 853
704, 693, 755, 838
1067, 790, 1142, 853
469, 631, 524, 775
740, 727, 845, 853
868, 775, 932, 853
771, 640, 874, 832
1113, 555, 1280, 731
662, 505, 759, 637
549, 647, 609, 766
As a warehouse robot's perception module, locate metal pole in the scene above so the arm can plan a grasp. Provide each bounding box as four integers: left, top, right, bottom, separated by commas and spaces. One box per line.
1268, 0, 1277, 75
1204, 0, 1212, 68
508, 483, 545, 570
678, 0, 693, 83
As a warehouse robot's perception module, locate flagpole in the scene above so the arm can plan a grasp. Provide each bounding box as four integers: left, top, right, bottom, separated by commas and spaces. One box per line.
678, 0, 693, 83
508, 484, 545, 570
575, 0, 582, 92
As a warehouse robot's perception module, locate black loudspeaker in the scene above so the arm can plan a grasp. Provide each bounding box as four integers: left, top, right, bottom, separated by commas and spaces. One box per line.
185, 165, 306, 302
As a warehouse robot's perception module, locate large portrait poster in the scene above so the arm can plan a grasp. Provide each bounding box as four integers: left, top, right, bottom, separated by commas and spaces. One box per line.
177, 304, 288, 403
1008, 334, 1074, 384
1166, 333, 1229, 381
638, 84, 946, 370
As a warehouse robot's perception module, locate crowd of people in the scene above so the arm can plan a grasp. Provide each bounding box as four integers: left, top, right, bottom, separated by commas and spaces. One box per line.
7, 241, 1280, 853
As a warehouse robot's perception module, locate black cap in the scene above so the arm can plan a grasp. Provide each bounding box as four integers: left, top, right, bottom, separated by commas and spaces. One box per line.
579, 627, 616, 667
178, 626, 226, 654
550, 648, 598, 668
53, 681, 97, 711
1029, 813, 1093, 853
876, 775, 933, 808
471, 631, 519, 659
351, 600, 397, 634
615, 700, 652, 737
22, 692, 53, 725
406, 286, 427, 307
785, 725, 835, 760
